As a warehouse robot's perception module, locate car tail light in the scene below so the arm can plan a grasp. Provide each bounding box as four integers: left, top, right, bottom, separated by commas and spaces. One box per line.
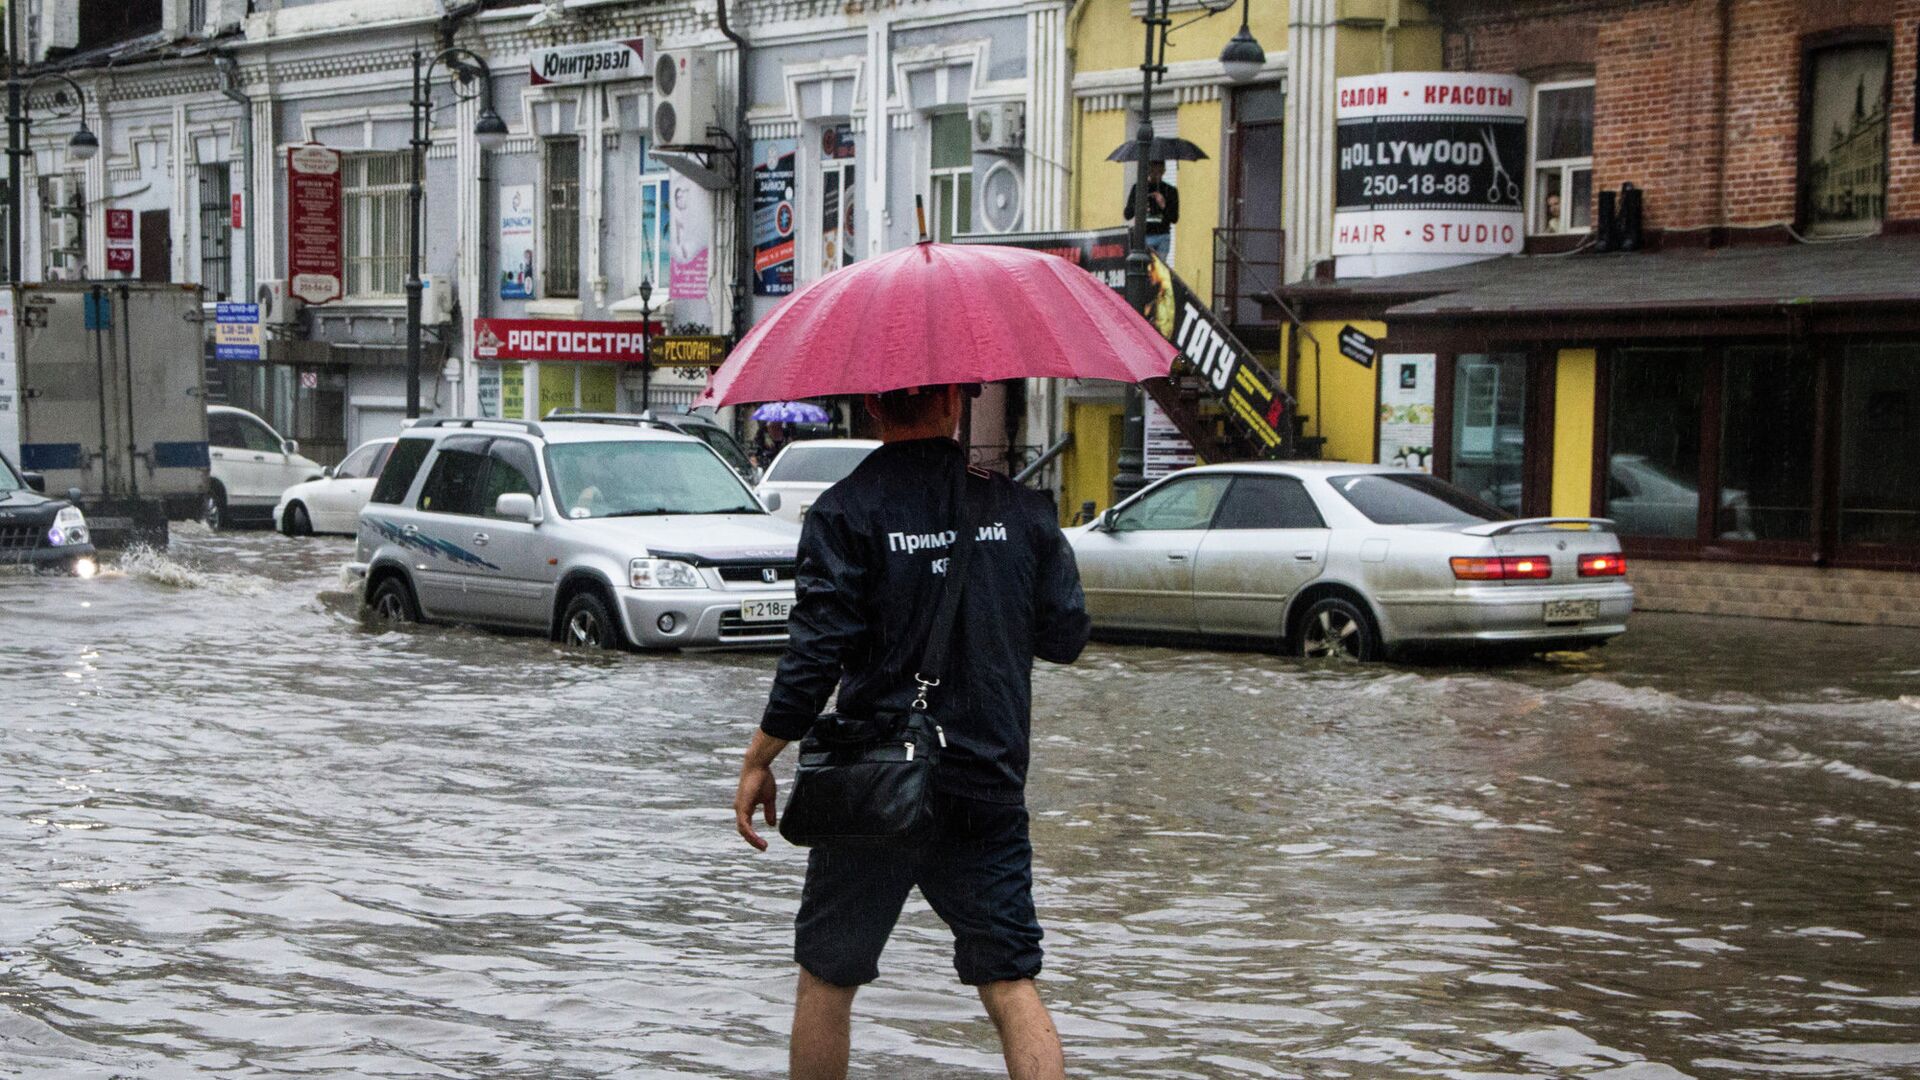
1579, 553, 1627, 577
1451, 555, 1553, 581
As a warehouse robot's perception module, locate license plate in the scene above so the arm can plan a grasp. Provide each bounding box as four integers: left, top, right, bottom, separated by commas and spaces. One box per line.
1543, 598, 1600, 624
740, 599, 794, 623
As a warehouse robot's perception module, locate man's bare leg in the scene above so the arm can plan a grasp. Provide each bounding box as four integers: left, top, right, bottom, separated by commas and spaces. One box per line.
978, 979, 1066, 1080
791, 969, 858, 1080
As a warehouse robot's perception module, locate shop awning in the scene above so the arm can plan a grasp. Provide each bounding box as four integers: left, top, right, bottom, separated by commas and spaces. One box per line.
1275, 233, 1920, 344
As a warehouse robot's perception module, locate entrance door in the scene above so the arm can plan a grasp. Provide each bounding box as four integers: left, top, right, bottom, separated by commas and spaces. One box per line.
1224, 84, 1284, 326
139, 211, 170, 283
1448, 353, 1532, 516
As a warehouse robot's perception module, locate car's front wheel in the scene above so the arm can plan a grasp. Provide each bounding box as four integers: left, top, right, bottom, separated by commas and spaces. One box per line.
367, 576, 419, 623
282, 501, 312, 537
560, 590, 623, 650
1297, 597, 1381, 662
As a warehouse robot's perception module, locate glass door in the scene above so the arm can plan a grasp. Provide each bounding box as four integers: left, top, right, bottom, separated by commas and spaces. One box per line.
1450, 353, 1530, 515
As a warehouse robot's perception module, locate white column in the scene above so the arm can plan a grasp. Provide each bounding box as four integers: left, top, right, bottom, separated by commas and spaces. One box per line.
1024, 2, 1068, 231
253, 94, 276, 289
1283, 0, 1337, 283
172, 103, 192, 283
584, 85, 607, 308
866, 16, 890, 257
713, 39, 742, 333
456, 92, 482, 417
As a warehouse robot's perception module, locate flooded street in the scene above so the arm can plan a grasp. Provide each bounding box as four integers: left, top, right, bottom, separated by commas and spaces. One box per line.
4, 527, 1919, 1079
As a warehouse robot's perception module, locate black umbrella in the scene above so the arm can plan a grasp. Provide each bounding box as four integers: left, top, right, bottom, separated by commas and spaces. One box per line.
1106, 136, 1210, 163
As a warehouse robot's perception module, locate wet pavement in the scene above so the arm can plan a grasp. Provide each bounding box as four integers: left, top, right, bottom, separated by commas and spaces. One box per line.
3, 526, 1918, 1079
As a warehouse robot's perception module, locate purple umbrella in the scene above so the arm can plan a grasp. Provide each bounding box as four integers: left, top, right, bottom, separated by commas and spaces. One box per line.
752, 401, 833, 424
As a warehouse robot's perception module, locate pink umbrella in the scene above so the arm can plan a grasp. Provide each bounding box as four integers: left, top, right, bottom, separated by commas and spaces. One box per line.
697, 241, 1177, 407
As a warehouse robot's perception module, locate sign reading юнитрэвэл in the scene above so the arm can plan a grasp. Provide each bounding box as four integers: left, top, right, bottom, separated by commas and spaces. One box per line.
1333, 72, 1529, 279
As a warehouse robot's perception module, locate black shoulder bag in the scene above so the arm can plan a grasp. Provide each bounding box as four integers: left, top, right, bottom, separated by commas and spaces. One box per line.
778, 460, 977, 850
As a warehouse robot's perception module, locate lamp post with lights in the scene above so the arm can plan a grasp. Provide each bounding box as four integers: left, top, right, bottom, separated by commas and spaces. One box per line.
1114, 0, 1267, 503
406, 48, 509, 419
5, 73, 101, 283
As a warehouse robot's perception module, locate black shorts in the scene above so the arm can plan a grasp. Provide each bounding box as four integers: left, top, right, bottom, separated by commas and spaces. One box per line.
794, 792, 1043, 988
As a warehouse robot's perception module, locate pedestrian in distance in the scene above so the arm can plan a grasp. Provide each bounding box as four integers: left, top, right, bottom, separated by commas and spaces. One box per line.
733, 382, 1092, 1080
1124, 159, 1180, 262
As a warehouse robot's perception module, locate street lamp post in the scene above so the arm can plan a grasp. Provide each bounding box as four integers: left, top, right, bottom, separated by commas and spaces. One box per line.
638, 278, 654, 411
406, 48, 509, 419
5, 72, 101, 283
1113, 0, 1266, 504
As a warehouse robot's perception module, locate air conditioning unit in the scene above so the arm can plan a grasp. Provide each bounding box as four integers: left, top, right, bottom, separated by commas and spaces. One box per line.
256, 279, 304, 326
421, 274, 455, 325
971, 102, 1025, 155
652, 49, 718, 148
978, 161, 1024, 233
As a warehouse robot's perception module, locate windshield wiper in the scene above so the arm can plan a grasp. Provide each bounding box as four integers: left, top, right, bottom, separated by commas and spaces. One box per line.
603, 508, 676, 518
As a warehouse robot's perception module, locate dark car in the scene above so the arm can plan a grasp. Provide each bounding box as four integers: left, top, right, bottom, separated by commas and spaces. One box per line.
0, 450, 97, 572
541, 410, 759, 483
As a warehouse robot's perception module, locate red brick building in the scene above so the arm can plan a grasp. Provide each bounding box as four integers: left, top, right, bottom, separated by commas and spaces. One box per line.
1284, 0, 1920, 625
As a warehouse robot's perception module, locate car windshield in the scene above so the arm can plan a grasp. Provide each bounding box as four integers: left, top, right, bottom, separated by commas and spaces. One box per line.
767, 445, 873, 484
0, 457, 23, 493
692, 427, 756, 476
1329, 473, 1511, 525
546, 439, 763, 518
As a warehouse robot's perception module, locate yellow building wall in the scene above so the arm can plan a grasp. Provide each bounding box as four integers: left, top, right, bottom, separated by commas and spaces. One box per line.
1551, 349, 1598, 518
1290, 320, 1384, 465
1070, 0, 1289, 79
1060, 401, 1125, 524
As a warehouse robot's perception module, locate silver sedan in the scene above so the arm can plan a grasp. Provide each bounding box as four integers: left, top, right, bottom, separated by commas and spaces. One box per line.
1068, 462, 1634, 661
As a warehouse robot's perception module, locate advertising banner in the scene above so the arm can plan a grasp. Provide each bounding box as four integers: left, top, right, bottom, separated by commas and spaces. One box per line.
960, 228, 1293, 458
214, 303, 264, 361
499, 185, 536, 299
751, 138, 797, 296
1377, 354, 1436, 472
106, 209, 133, 241
0, 293, 16, 457
471, 318, 664, 363
1333, 72, 1528, 272
287, 145, 344, 305
529, 38, 651, 87
231, 193, 244, 230
669, 175, 710, 301
106, 248, 134, 274
1143, 399, 1197, 480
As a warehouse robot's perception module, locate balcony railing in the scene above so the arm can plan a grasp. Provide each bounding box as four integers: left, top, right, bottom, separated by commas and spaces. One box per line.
1212, 226, 1284, 328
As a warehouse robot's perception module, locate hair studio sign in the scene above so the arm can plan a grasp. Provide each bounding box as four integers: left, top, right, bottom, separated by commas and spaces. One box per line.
1333, 72, 1529, 278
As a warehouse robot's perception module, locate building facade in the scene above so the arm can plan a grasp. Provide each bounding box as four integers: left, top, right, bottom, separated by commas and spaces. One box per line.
1278, 0, 1920, 624
11, 0, 1073, 468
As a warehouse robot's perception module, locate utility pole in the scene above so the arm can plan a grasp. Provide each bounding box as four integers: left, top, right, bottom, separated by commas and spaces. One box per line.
1114, 0, 1166, 505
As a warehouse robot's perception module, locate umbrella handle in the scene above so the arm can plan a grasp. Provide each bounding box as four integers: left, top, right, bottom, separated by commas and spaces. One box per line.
915, 194, 929, 243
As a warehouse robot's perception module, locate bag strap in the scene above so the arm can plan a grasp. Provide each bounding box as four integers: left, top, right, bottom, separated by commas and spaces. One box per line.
910, 450, 979, 711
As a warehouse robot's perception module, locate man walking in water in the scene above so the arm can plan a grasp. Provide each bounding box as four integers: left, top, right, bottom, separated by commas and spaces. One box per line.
733, 382, 1091, 1080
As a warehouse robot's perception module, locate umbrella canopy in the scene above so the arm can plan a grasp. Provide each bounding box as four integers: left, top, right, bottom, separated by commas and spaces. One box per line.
751, 400, 832, 424
1106, 137, 1210, 163
698, 242, 1177, 407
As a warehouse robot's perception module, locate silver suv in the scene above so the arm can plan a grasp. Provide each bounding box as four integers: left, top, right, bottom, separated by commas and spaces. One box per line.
348, 418, 801, 649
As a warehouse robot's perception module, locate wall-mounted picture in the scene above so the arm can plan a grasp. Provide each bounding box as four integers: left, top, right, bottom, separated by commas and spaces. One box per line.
1804, 42, 1889, 236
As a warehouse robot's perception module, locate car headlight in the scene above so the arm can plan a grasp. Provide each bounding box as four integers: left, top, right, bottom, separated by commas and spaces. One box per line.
48, 505, 89, 547
629, 558, 703, 589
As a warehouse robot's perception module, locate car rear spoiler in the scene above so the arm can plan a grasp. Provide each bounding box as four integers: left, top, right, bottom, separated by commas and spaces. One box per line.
1458, 516, 1617, 537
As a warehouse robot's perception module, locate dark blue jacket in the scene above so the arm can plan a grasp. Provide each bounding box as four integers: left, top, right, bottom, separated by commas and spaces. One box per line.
760, 438, 1091, 803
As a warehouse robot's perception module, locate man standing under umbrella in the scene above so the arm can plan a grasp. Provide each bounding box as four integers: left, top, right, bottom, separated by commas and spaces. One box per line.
1123, 159, 1179, 262
733, 382, 1090, 1080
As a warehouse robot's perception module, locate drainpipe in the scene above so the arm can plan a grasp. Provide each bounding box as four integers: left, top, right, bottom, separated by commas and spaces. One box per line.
213, 51, 254, 299
717, 0, 750, 342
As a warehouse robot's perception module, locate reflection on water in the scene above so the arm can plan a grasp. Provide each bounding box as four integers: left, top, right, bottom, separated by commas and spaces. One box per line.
3, 528, 1918, 1078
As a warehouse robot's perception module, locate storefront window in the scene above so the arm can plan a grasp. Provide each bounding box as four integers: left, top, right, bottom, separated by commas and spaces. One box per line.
1605, 348, 1704, 539
1450, 353, 1529, 515
1840, 344, 1920, 547
1720, 347, 1815, 542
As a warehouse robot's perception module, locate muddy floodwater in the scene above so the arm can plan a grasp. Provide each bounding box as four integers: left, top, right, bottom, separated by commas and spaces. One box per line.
3, 527, 1918, 1078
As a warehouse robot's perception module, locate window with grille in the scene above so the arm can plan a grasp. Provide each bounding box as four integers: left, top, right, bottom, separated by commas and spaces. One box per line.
1529, 80, 1594, 235
342, 153, 409, 297
928, 113, 971, 242
198, 164, 232, 299
38, 174, 85, 279
544, 137, 581, 298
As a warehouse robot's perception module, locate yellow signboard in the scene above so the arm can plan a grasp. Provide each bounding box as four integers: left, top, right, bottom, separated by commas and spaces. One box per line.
656, 335, 729, 367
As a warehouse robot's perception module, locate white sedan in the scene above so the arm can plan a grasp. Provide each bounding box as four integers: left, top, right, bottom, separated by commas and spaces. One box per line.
275, 437, 396, 536
754, 439, 880, 524
1069, 462, 1634, 661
